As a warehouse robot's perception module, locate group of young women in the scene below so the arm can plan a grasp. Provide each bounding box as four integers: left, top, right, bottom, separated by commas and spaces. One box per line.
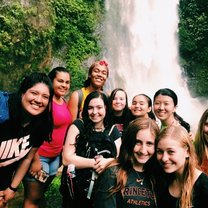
94, 87, 208, 208
0, 60, 208, 208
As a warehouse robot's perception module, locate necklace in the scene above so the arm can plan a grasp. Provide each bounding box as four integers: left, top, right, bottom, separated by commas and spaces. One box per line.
135, 171, 145, 185
94, 127, 104, 132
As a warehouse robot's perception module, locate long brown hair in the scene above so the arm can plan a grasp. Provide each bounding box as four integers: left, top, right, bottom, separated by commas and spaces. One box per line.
194, 108, 208, 165
109, 117, 159, 194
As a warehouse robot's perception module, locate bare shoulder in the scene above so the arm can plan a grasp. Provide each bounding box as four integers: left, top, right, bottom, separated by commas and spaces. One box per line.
69, 90, 79, 102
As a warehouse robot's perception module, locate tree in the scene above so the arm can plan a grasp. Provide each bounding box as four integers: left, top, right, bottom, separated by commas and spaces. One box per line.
0, 0, 104, 92
0, 1, 54, 90
179, 0, 208, 97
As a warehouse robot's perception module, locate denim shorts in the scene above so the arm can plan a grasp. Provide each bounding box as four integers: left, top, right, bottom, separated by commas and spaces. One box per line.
24, 155, 60, 182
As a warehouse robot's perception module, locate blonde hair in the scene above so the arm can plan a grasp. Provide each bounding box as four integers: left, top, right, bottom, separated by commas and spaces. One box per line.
157, 125, 198, 208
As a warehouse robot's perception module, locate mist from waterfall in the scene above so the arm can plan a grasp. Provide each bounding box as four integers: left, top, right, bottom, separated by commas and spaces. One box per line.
102, 0, 207, 132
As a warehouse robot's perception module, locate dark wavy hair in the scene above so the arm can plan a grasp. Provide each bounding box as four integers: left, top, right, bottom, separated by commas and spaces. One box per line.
76, 91, 113, 150
48, 66, 70, 81
81, 91, 112, 128
194, 108, 208, 165
153, 88, 190, 132
8, 72, 54, 141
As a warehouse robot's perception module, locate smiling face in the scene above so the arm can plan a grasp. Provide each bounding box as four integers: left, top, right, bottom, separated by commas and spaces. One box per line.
156, 135, 189, 175
89, 65, 108, 89
153, 94, 176, 124
131, 95, 151, 118
112, 90, 127, 113
53, 71, 70, 97
88, 97, 106, 127
133, 128, 155, 170
21, 83, 50, 116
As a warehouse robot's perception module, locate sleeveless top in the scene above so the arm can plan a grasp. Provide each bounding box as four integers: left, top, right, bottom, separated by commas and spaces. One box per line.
80, 87, 92, 110
38, 100, 72, 157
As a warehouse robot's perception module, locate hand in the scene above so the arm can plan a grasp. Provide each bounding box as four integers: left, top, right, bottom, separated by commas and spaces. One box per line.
94, 155, 112, 174
0, 199, 7, 208
30, 169, 44, 179
29, 159, 42, 177
0, 191, 5, 207
1, 188, 16, 206
29, 158, 42, 173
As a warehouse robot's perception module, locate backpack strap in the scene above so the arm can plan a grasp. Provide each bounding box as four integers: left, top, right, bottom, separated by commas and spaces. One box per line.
86, 125, 116, 199
87, 170, 98, 199
77, 89, 83, 118
76, 119, 85, 133
108, 124, 115, 136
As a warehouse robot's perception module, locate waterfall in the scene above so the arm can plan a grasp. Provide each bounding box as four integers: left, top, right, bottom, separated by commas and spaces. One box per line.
102, 0, 207, 132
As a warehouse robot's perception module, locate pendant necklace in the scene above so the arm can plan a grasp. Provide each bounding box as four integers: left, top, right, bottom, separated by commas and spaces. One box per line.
94, 126, 104, 132
135, 171, 145, 185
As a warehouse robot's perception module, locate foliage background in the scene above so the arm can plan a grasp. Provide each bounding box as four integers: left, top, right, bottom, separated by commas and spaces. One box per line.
0, 0, 104, 93
0, 0, 207, 98
179, 0, 208, 98
1, 0, 207, 207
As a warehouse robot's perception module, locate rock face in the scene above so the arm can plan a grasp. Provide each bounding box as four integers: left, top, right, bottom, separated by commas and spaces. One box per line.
19, 0, 54, 30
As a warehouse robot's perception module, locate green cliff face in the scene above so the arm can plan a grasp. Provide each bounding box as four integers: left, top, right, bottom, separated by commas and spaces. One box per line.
0, 0, 103, 92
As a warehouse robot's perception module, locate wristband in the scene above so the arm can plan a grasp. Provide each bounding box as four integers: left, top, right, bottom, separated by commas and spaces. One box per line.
8, 185, 18, 192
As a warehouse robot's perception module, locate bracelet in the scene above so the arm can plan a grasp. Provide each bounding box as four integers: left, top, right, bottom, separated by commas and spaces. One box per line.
8, 185, 18, 192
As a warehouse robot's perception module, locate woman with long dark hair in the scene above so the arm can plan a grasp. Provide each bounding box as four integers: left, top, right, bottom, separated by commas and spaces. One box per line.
0, 72, 53, 208
61, 91, 121, 207
109, 88, 131, 134
153, 88, 190, 132
23, 67, 72, 207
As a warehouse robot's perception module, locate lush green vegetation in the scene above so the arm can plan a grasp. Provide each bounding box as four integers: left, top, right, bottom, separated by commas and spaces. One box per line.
51, 0, 104, 92
179, 0, 208, 97
0, 0, 104, 92
0, 0, 207, 96
0, 0, 54, 90
9, 175, 62, 207
1, 0, 208, 206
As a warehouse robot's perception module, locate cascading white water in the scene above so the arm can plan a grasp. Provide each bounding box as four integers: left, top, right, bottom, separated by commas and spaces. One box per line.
102, 0, 207, 132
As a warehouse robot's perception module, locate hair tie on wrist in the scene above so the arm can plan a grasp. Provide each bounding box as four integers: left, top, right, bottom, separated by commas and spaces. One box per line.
8, 185, 18, 192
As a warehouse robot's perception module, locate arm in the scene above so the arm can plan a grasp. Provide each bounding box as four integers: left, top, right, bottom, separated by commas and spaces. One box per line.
28, 151, 42, 176
67, 91, 79, 122
62, 124, 96, 169
3, 147, 38, 203
94, 137, 121, 174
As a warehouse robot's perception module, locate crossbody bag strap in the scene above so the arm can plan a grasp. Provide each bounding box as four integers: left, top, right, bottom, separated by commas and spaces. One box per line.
108, 124, 115, 136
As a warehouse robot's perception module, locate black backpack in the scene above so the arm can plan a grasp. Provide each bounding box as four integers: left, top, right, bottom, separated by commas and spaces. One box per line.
60, 124, 117, 202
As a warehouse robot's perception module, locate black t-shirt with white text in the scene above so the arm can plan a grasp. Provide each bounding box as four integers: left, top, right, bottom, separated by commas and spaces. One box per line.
94, 166, 156, 208
0, 118, 48, 189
